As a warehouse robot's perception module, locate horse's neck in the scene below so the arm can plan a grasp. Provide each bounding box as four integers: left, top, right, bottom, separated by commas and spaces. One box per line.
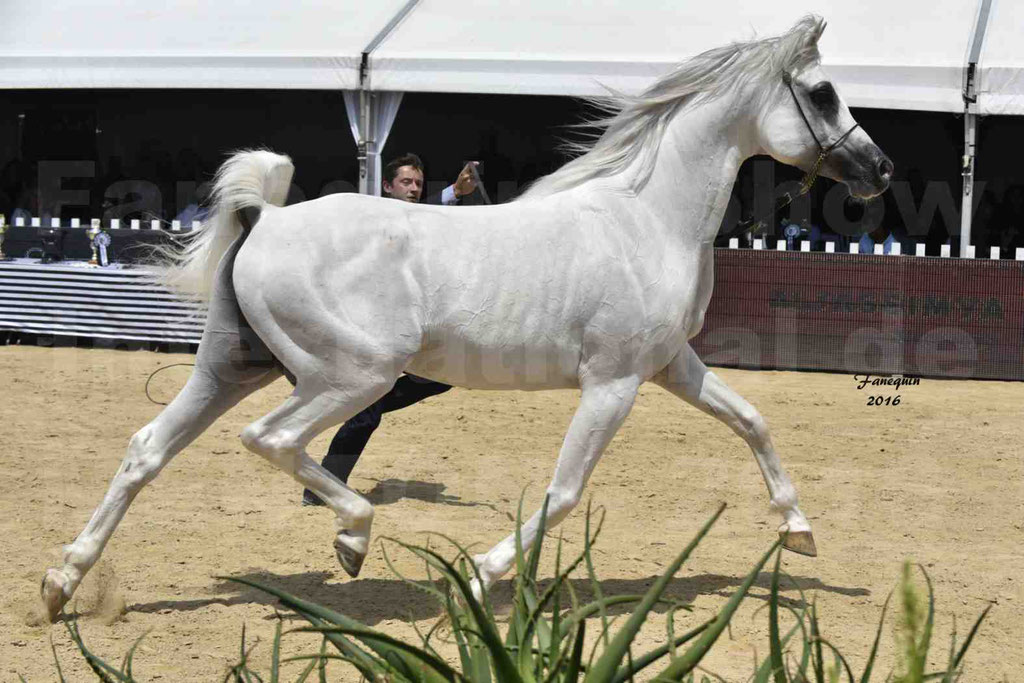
635, 96, 752, 246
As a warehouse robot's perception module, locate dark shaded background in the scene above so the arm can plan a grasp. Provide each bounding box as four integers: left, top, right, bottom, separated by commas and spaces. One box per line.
0, 89, 1021, 256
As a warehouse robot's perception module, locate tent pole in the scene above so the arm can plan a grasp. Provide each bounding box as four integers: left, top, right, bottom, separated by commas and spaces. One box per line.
354, 0, 420, 196
959, 0, 992, 257
959, 111, 977, 257
358, 89, 378, 196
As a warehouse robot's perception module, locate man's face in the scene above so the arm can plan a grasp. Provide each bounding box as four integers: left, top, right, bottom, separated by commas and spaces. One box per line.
383, 165, 424, 202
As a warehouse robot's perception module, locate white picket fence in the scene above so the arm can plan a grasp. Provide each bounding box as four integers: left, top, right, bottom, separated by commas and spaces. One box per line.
11, 216, 200, 232
732, 236, 1024, 260
7, 216, 1024, 261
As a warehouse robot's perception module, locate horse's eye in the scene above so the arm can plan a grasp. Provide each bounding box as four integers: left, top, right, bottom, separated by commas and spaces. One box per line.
810, 83, 837, 111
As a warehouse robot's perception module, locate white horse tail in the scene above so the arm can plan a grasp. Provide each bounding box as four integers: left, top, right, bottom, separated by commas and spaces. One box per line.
152, 149, 294, 302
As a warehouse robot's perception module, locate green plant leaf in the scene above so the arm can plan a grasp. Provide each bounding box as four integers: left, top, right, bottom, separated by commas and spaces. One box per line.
563, 619, 587, 683
586, 503, 727, 683
387, 545, 522, 683
768, 547, 788, 683
295, 626, 463, 682
549, 532, 565, 674
64, 617, 130, 683
751, 594, 810, 683
611, 618, 713, 683
119, 630, 149, 680
951, 603, 990, 672
582, 502, 612, 653
922, 603, 991, 682
450, 604, 478, 680
525, 509, 610, 671
811, 599, 824, 683
50, 634, 66, 683
526, 495, 551, 584
567, 595, 685, 632
859, 591, 892, 683
222, 576, 394, 681
317, 637, 327, 683
269, 618, 282, 683
382, 540, 448, 604
812, 637, 855, 683
654, 533, 782, 681
918, 564, 936, 681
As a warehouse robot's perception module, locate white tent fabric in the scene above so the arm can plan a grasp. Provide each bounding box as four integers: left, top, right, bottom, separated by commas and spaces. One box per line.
977, 0, 1024, 115
369, 1, 978, 112
3, 0, 1021, 116
0, 0, 408, 89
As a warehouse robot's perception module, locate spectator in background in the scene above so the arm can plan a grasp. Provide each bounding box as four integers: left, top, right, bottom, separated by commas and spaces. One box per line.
858, 227, 896, 254
383, 152, 478, 205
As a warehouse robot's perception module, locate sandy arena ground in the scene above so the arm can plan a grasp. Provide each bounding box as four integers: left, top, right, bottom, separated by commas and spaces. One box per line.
1, 345, 1021, 681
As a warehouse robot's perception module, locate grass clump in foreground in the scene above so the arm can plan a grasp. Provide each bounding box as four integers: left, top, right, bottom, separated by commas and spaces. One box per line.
50, 501, 991, 682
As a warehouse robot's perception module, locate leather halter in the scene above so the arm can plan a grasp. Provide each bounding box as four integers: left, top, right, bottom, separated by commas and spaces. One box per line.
781, 71, 860, 194
737, 73, 861, 233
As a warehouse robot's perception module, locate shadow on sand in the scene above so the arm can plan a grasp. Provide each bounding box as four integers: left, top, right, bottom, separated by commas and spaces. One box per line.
129, 567, 869, 627
129, 478, 867, 625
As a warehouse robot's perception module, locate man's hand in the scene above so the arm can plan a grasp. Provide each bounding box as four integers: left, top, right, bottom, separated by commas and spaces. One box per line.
453, 161, 480, 197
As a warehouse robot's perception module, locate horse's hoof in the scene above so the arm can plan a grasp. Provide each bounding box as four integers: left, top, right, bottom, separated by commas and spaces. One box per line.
781, 530, 817, 557
334, 535, 366, 578
41, 568, 70, 623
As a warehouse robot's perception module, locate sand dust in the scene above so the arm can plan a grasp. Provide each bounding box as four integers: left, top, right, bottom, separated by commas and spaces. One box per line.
1, 345, 1021, 681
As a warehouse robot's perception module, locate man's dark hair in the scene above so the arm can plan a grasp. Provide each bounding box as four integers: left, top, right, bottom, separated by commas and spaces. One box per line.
383, 153, 424, 184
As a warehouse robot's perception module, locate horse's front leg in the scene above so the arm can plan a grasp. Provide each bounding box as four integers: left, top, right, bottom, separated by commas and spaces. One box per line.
472, 375, 641, 599
652, 344, 816, 556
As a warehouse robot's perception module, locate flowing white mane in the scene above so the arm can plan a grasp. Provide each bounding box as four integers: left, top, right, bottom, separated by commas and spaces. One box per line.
521, 15, 826, 200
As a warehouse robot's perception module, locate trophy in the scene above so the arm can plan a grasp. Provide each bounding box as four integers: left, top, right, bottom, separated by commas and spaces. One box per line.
95, 230, 112, 267
0, 214, 7, 260
87, 223, 101, 266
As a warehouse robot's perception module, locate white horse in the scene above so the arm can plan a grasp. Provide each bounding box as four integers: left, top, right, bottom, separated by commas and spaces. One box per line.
42, 16, 891, 620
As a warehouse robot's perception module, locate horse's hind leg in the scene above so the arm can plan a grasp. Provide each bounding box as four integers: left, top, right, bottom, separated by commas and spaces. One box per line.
239, 376, 396, 578
41, 359, 277, 622
652, 344, 815, 556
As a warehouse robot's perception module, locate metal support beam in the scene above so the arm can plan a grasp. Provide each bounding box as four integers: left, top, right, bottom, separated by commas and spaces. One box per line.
357, 90, 383, 196
350, 0, 420, 196
960, 0, 993, 257
959, 111, 977, 257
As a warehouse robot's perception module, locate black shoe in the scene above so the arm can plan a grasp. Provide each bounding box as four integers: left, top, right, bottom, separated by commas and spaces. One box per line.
301, 489, 326, 507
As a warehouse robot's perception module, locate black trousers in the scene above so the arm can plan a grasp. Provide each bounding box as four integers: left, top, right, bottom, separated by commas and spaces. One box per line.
303, 375, 451, 502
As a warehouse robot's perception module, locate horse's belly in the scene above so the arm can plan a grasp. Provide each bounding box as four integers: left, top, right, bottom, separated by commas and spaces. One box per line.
406, 334, 580, 391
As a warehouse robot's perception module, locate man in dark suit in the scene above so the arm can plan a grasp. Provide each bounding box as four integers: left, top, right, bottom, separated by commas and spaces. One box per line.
383, 152, 478, 205
302, 153, 478, 505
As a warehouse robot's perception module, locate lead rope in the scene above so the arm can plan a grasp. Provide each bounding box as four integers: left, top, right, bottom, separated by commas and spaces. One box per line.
145, 363, 195, 405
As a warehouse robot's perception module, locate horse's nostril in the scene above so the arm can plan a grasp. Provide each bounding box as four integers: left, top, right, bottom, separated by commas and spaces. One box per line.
878, 156, 894, 180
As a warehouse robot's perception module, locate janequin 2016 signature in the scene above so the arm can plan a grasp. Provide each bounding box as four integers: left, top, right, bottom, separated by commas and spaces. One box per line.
853, 374, 921, 406
854, 374, 921, 391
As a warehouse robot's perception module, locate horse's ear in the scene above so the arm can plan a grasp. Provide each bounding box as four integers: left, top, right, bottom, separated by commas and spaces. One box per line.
805, 16, 826, 49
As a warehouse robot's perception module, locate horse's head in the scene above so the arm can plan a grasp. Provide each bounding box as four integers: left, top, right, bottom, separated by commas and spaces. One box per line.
756, 19, 892, 199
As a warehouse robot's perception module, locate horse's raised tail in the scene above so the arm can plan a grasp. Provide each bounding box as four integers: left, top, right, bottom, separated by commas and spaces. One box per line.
152, 149, 294, 302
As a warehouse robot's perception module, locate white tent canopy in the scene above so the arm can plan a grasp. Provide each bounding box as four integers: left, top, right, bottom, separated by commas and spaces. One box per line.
369, 1, 977, 113
0, 0, 409, 90
977, 0, 1024, 115
3, 0, 1020, 115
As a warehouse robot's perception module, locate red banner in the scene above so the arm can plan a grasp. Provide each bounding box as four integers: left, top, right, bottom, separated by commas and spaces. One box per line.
691, 250, 1024, 380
